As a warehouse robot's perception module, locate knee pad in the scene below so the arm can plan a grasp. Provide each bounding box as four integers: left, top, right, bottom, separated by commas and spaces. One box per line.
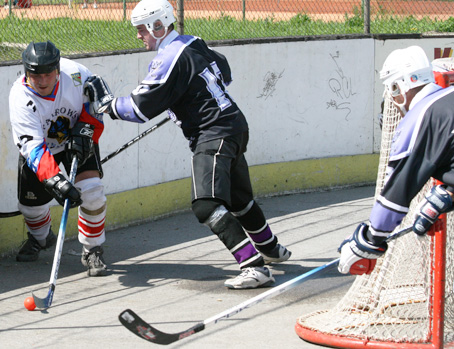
18, 203, 49, 219
76, 177, 106, 214
192, 199, 223, 223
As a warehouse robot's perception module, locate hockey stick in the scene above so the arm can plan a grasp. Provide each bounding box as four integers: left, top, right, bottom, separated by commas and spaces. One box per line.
100, 117, 170, 164
119, 258, 339, 345
32, 156, 78, 309
0, 117, 170, 218
118, 224, 414, 345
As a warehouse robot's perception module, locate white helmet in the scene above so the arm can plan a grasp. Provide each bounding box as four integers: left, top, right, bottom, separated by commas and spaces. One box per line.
380, 46, 434, 115
380, 46, 434, 96
131, 0, 176, 30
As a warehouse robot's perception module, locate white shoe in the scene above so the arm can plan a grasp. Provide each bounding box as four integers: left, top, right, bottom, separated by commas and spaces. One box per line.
93, 3, 97, 8
261, 244, 291, 264
224, 266, 275, 289
82, 3, 87, 8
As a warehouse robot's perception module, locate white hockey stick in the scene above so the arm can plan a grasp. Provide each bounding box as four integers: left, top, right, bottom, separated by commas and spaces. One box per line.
32, 156, 78, 309
118, 224, 413, 344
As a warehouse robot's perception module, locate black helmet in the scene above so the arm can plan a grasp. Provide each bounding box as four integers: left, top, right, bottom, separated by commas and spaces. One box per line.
22, 41, 60, 74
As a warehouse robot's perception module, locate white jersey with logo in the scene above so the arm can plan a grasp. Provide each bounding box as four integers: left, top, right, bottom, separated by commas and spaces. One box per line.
9, 58, 103, 182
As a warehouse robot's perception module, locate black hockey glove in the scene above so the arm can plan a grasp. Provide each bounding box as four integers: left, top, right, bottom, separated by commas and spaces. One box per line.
413, 185, 453, 236
84, 75, 114, 114
66, 122, 94, 167
338, 223, 387, 275
43, 173, 82, 208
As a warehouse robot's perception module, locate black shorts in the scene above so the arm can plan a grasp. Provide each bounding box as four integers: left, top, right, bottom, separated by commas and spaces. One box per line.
17, 144, 103, 206
191, 132, 253, 211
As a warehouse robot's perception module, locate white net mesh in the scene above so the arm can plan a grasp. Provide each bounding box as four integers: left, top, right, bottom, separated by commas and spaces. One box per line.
296, 94, 454, 347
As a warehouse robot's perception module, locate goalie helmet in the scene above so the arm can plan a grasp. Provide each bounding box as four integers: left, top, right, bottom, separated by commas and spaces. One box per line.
131, 0, 176, 30
380, 46, 434, 97
22, 41, 60, 74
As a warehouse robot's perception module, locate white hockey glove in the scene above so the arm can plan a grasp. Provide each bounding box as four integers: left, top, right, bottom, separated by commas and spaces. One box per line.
84, 75, 114, 115
338, 223, 387, 275
413, 185, 453, 236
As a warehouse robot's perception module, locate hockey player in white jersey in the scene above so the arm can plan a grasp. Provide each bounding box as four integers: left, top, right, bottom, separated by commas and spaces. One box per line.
9, 41, 112, 276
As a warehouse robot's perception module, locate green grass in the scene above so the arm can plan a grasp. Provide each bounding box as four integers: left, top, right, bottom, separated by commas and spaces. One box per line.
1, 10, 454, 62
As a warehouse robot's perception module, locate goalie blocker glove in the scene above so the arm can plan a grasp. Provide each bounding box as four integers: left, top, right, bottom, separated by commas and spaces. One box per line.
413, 185, 453, 236
66, 122, 94, 167
43, 173, 82, 208
84, 75, 114, 114
338, 223, 387, 275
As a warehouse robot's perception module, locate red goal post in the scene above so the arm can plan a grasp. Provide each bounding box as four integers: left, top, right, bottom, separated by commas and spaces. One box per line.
295, 71, 454, 348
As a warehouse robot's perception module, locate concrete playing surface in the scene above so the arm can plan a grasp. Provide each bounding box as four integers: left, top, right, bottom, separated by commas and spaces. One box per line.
0, 185, 376, 348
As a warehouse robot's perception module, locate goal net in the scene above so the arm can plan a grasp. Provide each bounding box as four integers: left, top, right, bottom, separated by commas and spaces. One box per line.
295, 87, 454, 348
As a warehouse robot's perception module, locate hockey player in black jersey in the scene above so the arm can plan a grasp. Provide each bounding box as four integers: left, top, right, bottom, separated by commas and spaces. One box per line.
84, 0, 291, 289
338, 45, 454, 275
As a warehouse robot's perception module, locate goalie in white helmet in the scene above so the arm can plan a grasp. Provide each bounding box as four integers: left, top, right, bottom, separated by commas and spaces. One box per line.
85, 0, 292, 289
338, 45, 454, 275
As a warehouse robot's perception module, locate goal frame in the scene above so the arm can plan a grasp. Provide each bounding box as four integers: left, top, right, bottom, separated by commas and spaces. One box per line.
295, 216, 447, 349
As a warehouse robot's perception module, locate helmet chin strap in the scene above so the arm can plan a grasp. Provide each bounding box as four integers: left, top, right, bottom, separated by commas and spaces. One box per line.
151, 26, 168, 50
390, 91, 407, 116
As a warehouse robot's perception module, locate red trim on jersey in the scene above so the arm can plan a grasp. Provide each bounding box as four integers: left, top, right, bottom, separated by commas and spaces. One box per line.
22, 77, 60, 101
35, 144, 61, 182
79, 104, 104, 143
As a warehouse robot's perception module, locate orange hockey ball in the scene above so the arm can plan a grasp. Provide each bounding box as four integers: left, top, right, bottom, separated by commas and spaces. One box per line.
24, 296, 36, 311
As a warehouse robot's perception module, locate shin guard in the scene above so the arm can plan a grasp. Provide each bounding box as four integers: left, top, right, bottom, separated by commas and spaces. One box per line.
232, 200, 277, 253
18, 203, 52, 241
204, 205, 263, 268
76, 177, 106, 248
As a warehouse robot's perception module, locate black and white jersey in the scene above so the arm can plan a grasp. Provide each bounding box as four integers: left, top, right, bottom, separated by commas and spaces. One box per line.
369, 83, 454, 241
111, 31, 248, 150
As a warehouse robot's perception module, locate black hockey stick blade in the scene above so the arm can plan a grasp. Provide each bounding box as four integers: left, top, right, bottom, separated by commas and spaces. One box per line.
119, 309, 205, 345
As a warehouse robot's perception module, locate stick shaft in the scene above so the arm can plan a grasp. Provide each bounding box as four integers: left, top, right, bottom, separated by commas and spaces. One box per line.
204, 258, 339, 326
101, 118, 169, 164
32, 156, 78, 309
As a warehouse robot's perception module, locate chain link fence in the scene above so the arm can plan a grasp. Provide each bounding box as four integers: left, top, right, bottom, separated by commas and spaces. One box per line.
1, 0, 454, 62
